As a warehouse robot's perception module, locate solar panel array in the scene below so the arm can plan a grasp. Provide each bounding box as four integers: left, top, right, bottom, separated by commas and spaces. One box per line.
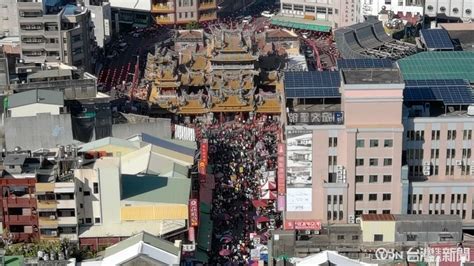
404, 79, 473, 105
284, 71, 341, 98
420, 29, 454, 50
337, 59, 394, 69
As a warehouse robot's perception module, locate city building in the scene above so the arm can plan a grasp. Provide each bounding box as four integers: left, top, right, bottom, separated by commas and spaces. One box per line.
360, 0, 423, 20
0, 51, 8, 95
281, 58, 474, 232
145, 27, 285, 118
360, 214, 462, 245
17, 1, 97, 72
274, 0, 360, 31
424, 0, 473, 20
439, 23, 474, 51
84, 0, 112, 48
6, 89, 64, 118
0, 0, 19, 37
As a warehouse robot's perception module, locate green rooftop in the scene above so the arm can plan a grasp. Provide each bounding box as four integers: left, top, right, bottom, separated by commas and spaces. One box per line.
397, 51, 474, 82
121, 174, 191, 205
197, 212, 213, 252
271, 15, 331, 32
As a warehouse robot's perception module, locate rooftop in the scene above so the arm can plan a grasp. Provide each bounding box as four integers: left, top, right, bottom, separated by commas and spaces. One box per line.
121, 174, 191, 205
439, 23, 474, 31
360, 214, 396, 221
79, 137, 141, 153
397, 51, 474, 82
176, 30, 203, 40
8, 89, 64, 109
341, 69, 403, 84
3, 154, 27, 166
394, 214, 462, 221
104, 231, 180, 258
79, 220, 186, 238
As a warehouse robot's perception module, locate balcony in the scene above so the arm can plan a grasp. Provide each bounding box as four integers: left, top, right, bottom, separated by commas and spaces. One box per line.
155, 17, 173, 25
4, 215, 36, 225
22, 42, 45, 50
37, 200, 57, 210
3, 197, 36, 208
60, 233, 78, 241
57, 200, 76, 209
198, 1, 217, 10
19, 28, 44, 35
199, 13, 217, 22
45, 43, 60, 50
151, 3, 174, 13
44, 30, 59, 37
57, 216, 77, 225
10, 232, 33, 241
39, 217, 59, 227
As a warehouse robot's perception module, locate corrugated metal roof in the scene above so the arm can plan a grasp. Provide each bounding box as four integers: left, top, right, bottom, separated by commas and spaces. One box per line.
104, 231, 180, 258
8, 89, 64, 109
141, 133, 196, 157
398, 51, 474, 82
121, 205, 188, 221
360, 214, 396, 221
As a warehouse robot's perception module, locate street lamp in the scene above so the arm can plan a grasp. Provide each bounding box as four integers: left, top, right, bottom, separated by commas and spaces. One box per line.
0, 248, 6, 265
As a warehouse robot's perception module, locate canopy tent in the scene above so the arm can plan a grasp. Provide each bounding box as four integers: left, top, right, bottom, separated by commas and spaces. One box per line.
252, 199, 269, 208
255, 216, 270, 223
261, 181, 277, 190
261, 190, 277, 200
271, 16, 332, 33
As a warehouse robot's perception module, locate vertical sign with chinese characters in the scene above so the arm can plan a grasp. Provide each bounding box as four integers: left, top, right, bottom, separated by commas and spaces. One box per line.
198, 139, 208, 183
189, 199, 199, 227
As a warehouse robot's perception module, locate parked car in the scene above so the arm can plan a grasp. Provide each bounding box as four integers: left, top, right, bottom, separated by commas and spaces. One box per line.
261, 11, 274, 18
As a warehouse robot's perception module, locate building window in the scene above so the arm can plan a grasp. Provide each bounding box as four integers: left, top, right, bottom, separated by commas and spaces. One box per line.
384, 0, 391, 4
369, 158, 378, 166
447, 149, 456, 159
440, 6, 446, 12
383, 158, 392, 166
427, 5, 433, 10
282, 3, 292, 10
93, 183, 99, 194
370, 139, 379, 147
84, 191, 90, 196
305, 5, 315, 12
339, 195, 343, 204
328, 8, 333, 14
95, 217, 101, 223
384, 139, 393, 147
327, 211, 332, 220
445, 165, 455, 175
431, 130, 440, 140
374, 234, 384, 241
383, 175, 392, 183
79, 187, 82, 192
339, 211, 343, 220
80, 204, 83, 208
327, 195, 332, 204
355, 210, 363, 217
463, 130, 472, 140
368, 210, 377, 214
335, 8, 338, 14
85, 218, 92, 224
466, 9, 472, 15
316, 7, 326, 13
431, 148, 440, 159
355, 175, 364, 182
383, 193, 391, 201
328, 156, 337, 166
453, 7, 459, 13
447, 130, 456, 140
356, 158, 364, 166
355, 194, 363, 201
294, 4, 304, 11
369, 175, 378, 183
352, 235, 359, 240
179, 12, 182, 18
382, 210, 391, 214
329, 137, 338, 147
407, 234, 417, 241
337, 235, 345, 240
356, 139, 365, 148
369, 194, 377, 201
185, 12, 188, 18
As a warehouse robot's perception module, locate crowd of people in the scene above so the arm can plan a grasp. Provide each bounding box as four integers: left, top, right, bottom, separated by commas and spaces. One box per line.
202, 115, 282, 264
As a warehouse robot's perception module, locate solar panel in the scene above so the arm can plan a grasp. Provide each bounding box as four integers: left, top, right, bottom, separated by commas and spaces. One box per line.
337, 59, 394, 69
284, 71, 341, 98
420, 29, 454, 50
404, 85, 473, 105
405, 79, 468, 87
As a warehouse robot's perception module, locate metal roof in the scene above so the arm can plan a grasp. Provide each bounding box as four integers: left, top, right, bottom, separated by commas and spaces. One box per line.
8, 89, 64, 109
141, 133, 196, 157
360, 214, 396, 221
420, 29, 454, 50
398, 51, 474, 82
104, 231, 180, 258
121, 174, 191, 205
284, 71, 341, 98
3, 154, 27, 166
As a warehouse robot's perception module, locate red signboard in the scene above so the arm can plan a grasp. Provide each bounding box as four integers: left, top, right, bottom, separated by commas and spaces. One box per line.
277, 143, 286, 195
188, 226, 195, 242
284, 220, 321, 230
200, 139, 209, 166
189, 199, 199, 227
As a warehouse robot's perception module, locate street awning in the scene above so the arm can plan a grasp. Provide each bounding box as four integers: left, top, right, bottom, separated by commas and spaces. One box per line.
271, 15, 332, 32
252, 199, 268, 208
197, 212, 213, 252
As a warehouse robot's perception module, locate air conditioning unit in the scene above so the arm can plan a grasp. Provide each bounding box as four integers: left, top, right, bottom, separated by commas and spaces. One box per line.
49, 215, 56, 220
51, 231, 57, 236
423, 165, 431, 172
313, 230, 320, 235
349, 215, 355, 224
423, 161, 430, 166
305, 230, 311, 235
423, 170, 431, 176
355, 217, 361, 224
470, 166, 474, 176
455, 160, 463, 166
336, 165, 343, 171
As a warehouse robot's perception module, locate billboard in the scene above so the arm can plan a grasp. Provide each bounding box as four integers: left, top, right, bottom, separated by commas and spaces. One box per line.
286, 187, 312, 212
189, 199, 199, 227
284, 220, 321, 230
286, 130, 312, 188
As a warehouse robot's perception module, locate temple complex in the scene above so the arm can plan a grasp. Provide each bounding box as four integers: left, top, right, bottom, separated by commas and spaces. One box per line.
144, 26, 297, 118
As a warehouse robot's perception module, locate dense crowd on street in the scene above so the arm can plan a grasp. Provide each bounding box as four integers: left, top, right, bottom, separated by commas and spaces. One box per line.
201, 115, 282, 264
